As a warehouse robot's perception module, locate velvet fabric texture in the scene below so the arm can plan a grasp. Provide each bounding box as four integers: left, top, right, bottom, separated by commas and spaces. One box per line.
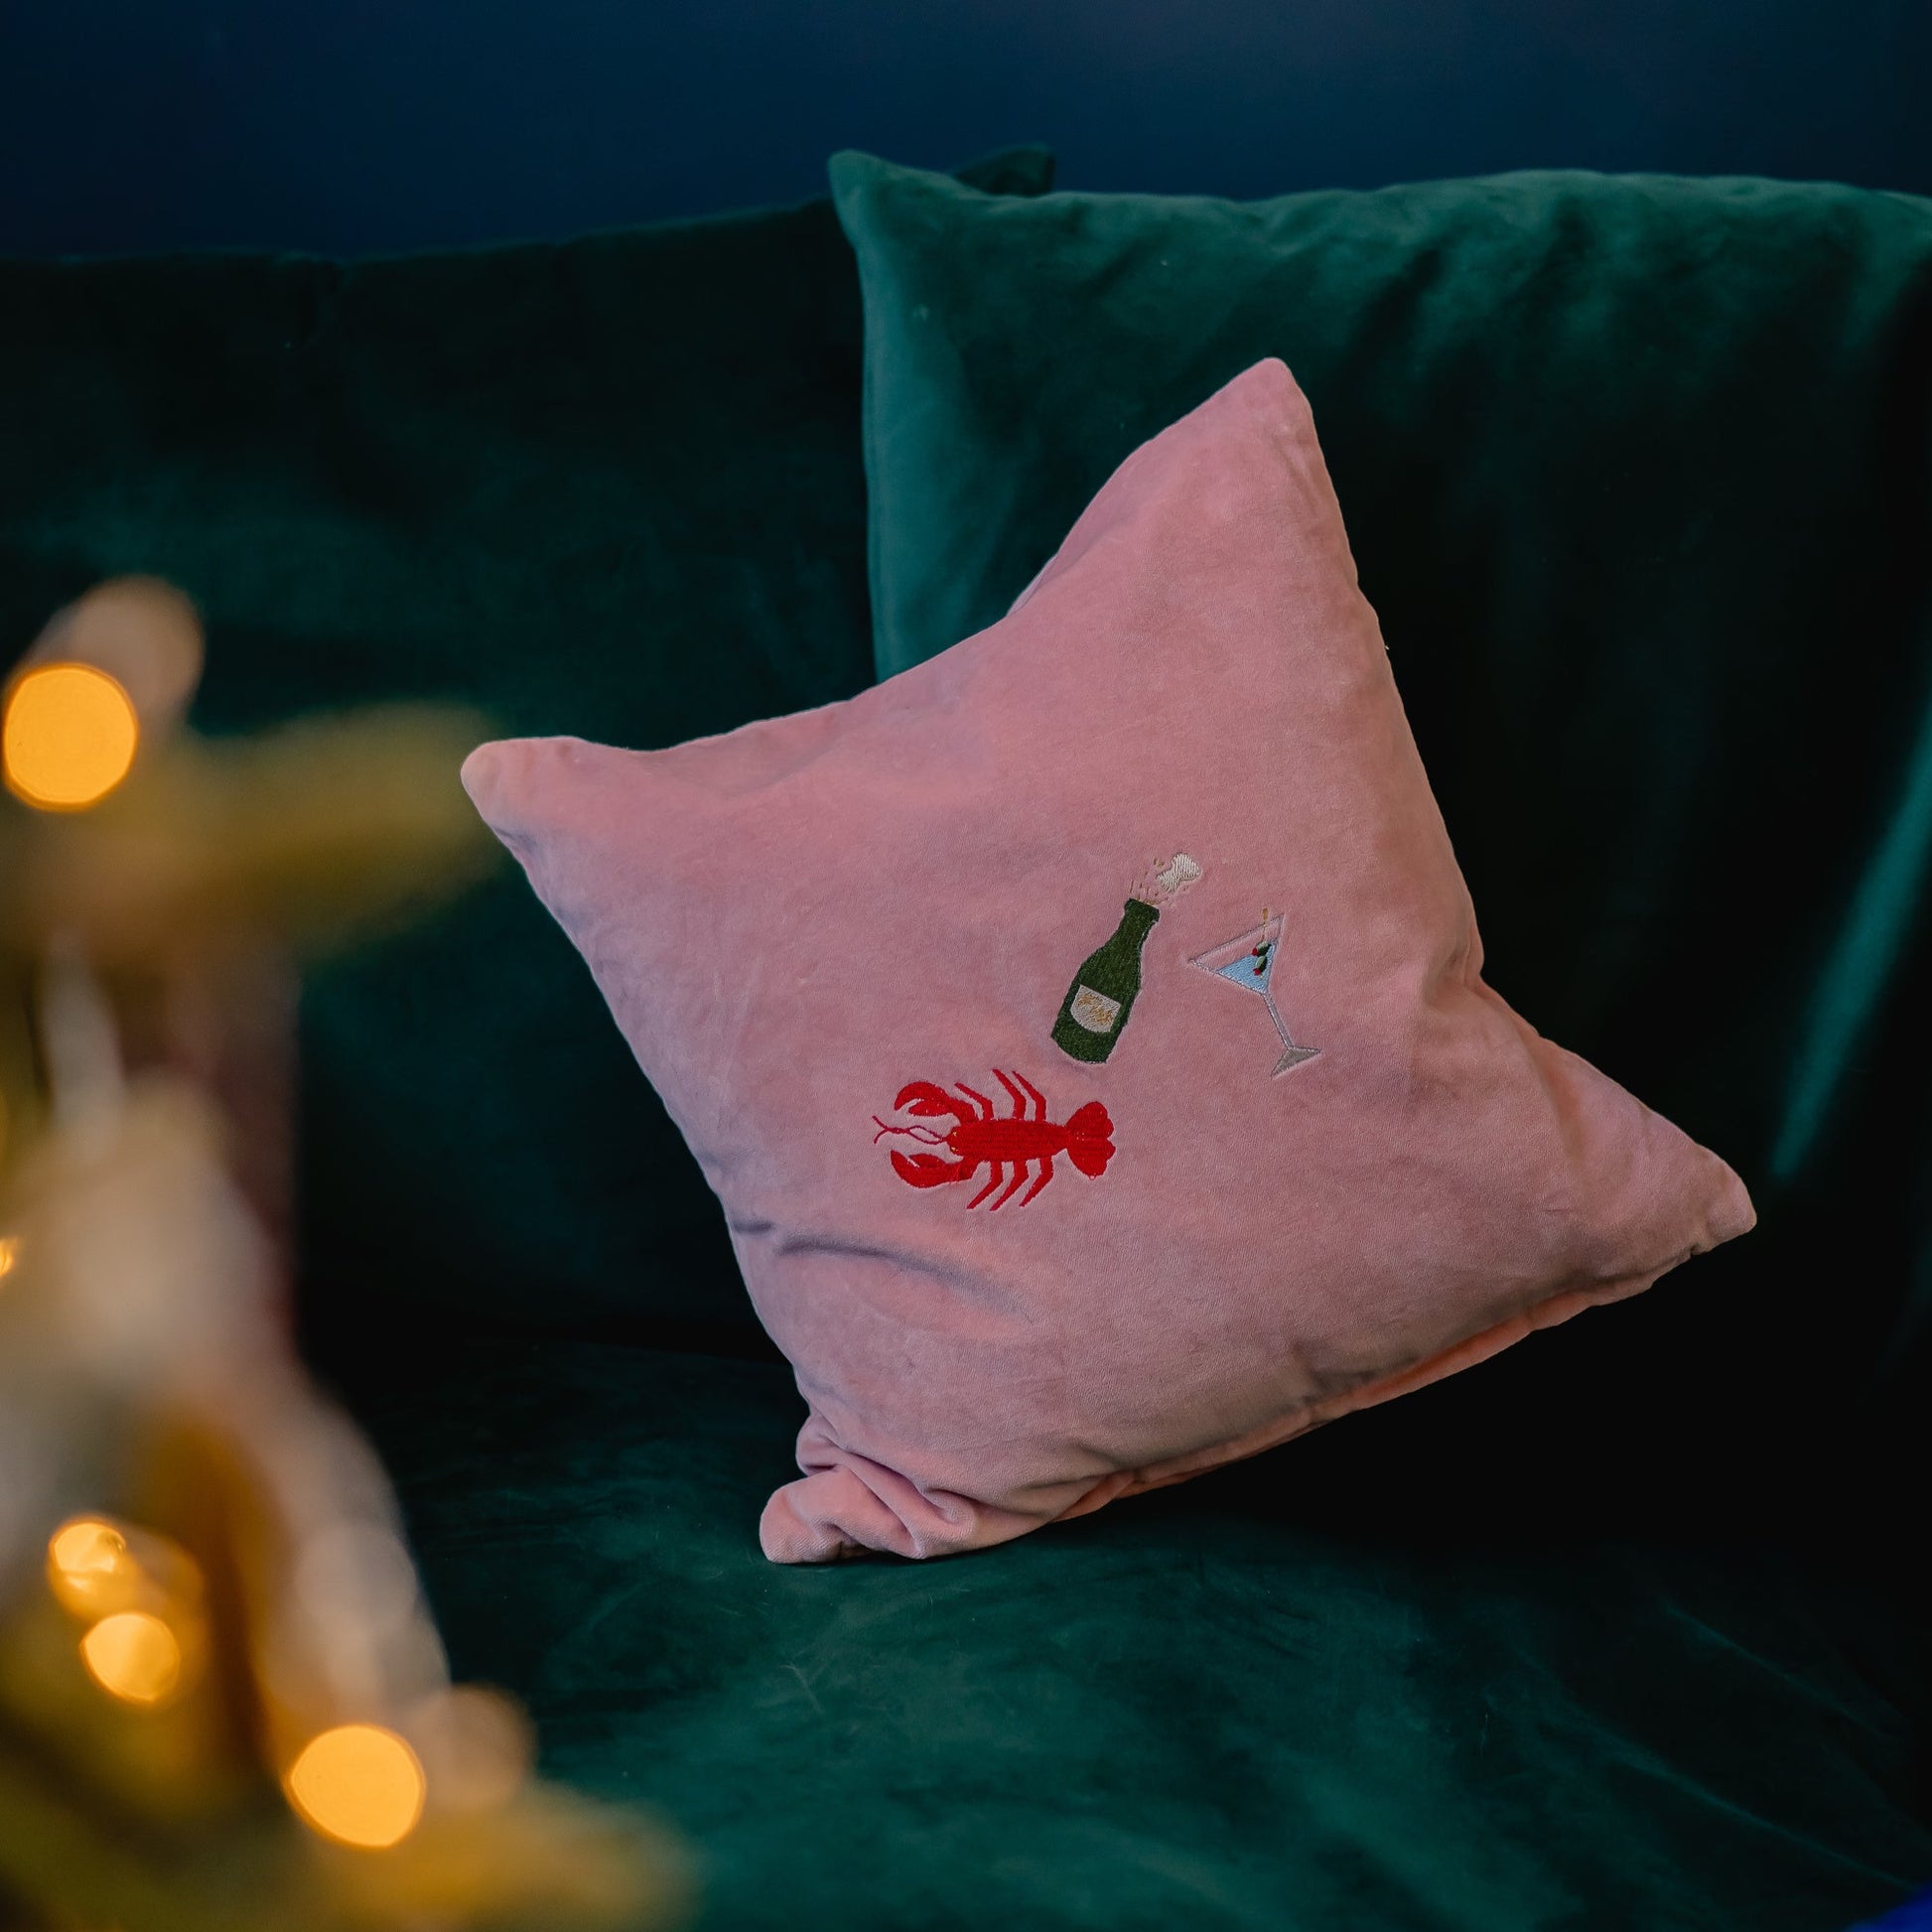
349, 1330, 1932, 1930
831, 154, 1932, 1509
465, 362, 1752, 1563
0, 146, 1053, 1353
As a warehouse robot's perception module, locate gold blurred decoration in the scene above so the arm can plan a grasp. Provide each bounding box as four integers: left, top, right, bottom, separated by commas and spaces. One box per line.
2, 663, 140, 811
0, 579, 689, 1931
286, 1725, 426, 1850
22, 578, 205, 740
46, 1520, 134, 1616
404, 1685, 532, 1814
48, 1519, 124, 1578
79, 1614, 183, 1708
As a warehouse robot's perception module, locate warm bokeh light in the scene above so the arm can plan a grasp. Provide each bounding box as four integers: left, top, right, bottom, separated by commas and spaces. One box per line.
0, 1234, 17, 1283
285, 1725, 426, 1850
46, 1515, 206, 1629
49, 1518, 125, 1574
3, 662, 140, 810
79, 1610, 183, 1706
47, 1517, 132, 1613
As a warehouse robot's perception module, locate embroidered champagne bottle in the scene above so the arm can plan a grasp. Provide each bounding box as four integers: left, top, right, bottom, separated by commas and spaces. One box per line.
1051, 897, 1160, 1063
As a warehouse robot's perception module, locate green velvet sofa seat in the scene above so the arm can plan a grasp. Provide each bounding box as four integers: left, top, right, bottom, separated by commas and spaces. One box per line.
348, 1332, 1930, 1931
4, 162, 1928, 1930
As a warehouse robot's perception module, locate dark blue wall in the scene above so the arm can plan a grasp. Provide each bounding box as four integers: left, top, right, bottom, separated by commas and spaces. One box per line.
4, 0, 1929, 257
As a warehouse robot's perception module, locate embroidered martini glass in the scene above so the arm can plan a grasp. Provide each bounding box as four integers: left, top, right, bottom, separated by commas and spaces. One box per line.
1188, 911, 1319, 1076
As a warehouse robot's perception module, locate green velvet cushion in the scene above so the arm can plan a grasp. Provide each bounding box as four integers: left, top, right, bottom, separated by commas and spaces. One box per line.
352, 1333, 1932, 1931
832, 155, 1932, 1495
0, 147, 1051, 1349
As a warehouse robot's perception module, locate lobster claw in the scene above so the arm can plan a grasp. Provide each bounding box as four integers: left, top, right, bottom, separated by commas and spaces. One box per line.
893, 1080, 962, 1121
890, 1150, 969, 1189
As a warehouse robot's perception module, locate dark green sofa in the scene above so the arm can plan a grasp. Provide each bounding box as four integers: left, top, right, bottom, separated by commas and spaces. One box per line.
3, 157, 1928, 1930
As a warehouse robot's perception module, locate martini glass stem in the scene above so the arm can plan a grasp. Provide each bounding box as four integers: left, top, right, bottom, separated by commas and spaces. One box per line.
1263, 990, 1293, 1052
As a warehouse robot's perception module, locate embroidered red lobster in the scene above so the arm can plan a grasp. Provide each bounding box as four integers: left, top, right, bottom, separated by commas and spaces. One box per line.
873, 1069, 1116, 1209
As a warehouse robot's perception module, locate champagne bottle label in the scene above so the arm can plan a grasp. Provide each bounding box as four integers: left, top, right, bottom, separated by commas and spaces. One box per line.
1067, 986, 1123, 1035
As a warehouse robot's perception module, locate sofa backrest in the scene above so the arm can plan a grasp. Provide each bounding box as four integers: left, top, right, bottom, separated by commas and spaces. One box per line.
0, 151, 1054, 1357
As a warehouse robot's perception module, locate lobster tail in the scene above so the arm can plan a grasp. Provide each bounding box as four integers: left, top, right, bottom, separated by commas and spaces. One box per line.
1062, 1101, 1116, 1177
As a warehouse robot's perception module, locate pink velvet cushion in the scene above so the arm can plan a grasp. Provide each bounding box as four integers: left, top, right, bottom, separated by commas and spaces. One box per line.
463, 359, 1754, 1565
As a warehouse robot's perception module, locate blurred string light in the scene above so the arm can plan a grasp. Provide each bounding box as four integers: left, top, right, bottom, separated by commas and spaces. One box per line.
46, 1515, 203, 1710
285, 1724, 427, 1849
2, 662, 141, 811
80, 1611, 183, 1706
0, 579, 680, 1926
45, 1517, 133, 1614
